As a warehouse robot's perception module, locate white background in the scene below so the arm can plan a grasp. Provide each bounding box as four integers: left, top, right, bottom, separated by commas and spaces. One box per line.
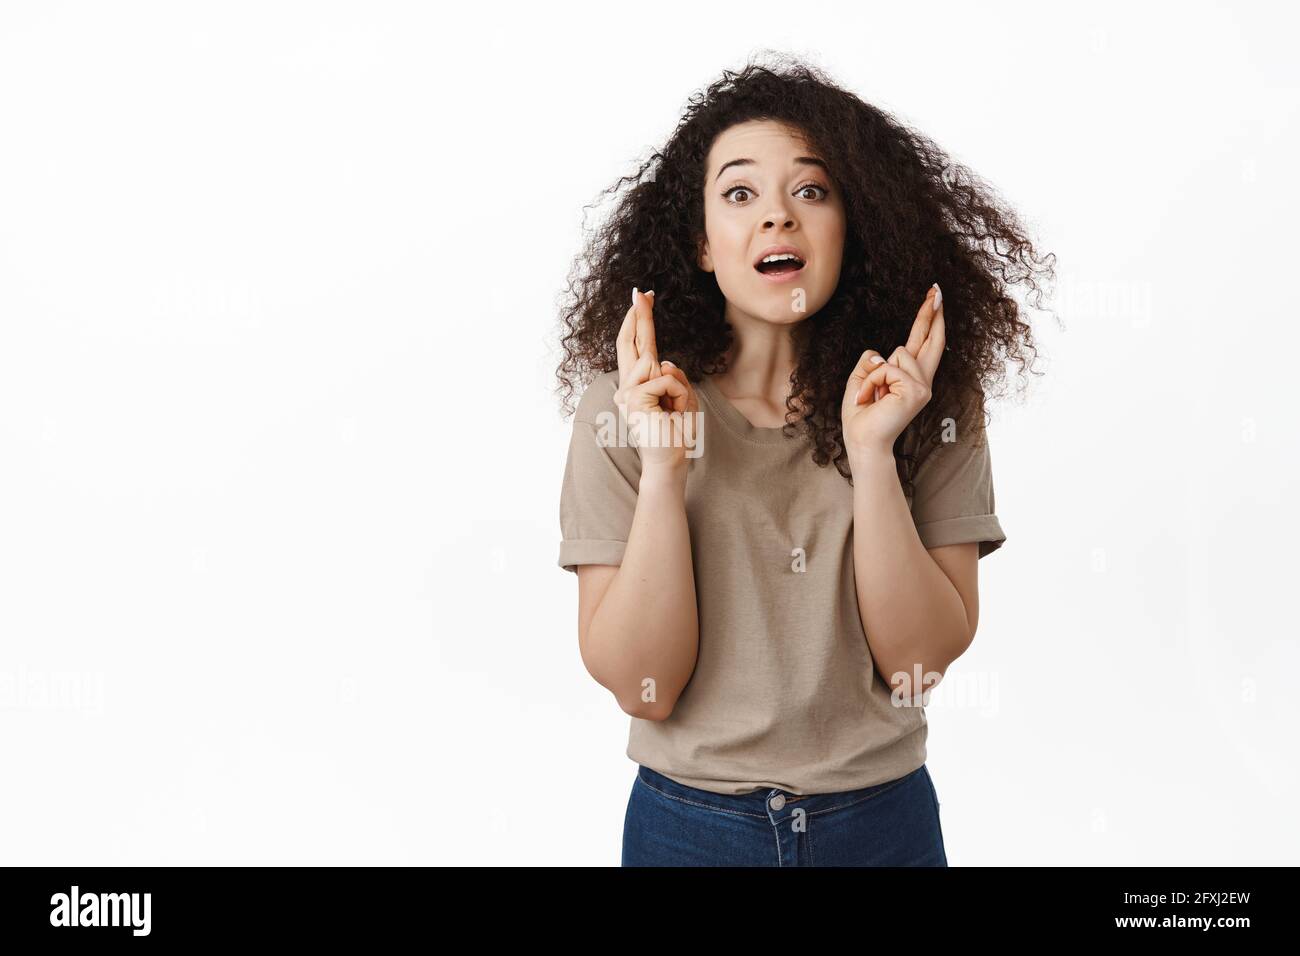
1, 1, 1296, 865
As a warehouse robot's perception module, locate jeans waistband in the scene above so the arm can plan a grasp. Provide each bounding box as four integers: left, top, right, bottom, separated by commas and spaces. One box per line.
636, 764, 926, 821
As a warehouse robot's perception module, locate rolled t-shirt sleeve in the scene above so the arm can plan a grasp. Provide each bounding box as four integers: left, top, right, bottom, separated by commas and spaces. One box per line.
907, 417, 1007, 558
557, 371, 642, 573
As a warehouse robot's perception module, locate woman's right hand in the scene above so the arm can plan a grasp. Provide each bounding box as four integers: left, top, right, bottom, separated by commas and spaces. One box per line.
613, 288, 700, 471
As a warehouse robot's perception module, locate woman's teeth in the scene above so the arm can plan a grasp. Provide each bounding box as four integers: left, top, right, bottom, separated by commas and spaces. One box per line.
756, 253, 805, 273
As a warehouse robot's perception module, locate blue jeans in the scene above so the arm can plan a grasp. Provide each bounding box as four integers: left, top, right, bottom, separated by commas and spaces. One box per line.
622, 763, 948, 866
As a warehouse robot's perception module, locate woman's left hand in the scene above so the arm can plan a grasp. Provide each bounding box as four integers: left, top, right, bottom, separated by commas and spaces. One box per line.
841, 285, 946, 459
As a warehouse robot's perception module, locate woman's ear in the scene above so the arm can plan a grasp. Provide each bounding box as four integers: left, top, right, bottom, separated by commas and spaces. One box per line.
696, 235, 713, 273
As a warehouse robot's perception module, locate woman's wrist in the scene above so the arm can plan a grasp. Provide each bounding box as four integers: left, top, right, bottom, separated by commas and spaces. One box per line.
640, 459, 688, 495
847, 443, 896, 480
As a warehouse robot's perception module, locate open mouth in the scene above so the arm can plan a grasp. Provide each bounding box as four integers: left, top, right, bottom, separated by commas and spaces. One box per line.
754, 253, 807, 275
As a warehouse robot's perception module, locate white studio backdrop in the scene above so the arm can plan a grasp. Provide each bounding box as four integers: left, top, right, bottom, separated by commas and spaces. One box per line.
0, 1, 1295, 865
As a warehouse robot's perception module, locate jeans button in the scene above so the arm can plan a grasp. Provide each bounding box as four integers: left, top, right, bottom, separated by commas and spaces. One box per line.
769, 793, 786, 811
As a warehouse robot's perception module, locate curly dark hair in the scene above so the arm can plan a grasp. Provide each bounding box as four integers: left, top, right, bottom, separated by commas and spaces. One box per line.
552, 52, 1055, 495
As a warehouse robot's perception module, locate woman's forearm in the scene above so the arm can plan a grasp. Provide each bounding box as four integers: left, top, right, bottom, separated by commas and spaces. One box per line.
849, 449, 971, 696
585, 461, 699, 719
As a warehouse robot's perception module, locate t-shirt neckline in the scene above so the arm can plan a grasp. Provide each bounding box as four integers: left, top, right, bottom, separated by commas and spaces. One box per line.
698, 375, 799, 445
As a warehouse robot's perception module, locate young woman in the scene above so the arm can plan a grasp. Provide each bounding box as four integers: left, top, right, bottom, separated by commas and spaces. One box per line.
554, 56, 1051, 866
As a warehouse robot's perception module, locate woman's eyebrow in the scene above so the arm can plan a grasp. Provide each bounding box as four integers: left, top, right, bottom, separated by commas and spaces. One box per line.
714, 156, 828, 182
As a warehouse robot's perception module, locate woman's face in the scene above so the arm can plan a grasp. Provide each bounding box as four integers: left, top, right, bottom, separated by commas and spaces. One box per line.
697, 119, 846, 326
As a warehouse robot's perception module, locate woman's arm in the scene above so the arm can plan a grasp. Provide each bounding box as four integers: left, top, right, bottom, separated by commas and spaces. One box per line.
577, 459, 699, 720
849, 448, 978, 695
840, 287, 987, 696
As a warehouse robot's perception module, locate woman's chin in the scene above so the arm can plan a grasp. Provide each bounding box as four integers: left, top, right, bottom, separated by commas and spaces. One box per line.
729, 299, 818, 326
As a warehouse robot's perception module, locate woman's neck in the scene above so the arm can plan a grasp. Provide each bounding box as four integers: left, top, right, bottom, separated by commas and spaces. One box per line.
711, 308, 803, 423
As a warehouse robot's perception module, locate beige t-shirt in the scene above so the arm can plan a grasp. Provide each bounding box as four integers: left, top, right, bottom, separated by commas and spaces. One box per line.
557, 369, 1006, 795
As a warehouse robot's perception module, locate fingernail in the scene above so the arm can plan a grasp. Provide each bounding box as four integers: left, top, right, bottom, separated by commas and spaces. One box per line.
646, 290, 655, 299
869, 355, 885, 365
632, 287, 639, 306
661, 359, 675, 368
932, 283, 943, 313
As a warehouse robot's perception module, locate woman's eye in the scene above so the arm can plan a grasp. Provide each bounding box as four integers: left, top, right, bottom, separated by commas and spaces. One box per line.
797, 184, 829, 200
723, 186, 753, 203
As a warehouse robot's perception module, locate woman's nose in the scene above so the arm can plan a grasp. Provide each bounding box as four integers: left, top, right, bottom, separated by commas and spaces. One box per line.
762, 203, 795, 228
